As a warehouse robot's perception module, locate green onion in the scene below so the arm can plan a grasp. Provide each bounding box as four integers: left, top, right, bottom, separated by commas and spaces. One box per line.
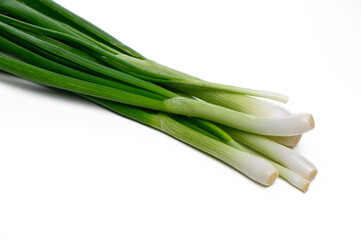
80, 96, 279, 186
83, 95, 309, 191
0, 0, 317, 190
224, 128, 317, 181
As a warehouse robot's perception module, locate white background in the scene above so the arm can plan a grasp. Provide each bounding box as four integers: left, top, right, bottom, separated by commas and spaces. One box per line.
1, 0, 360, 239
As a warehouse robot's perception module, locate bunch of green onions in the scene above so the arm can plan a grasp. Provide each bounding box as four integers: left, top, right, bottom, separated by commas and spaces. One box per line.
0, 0, 317, 192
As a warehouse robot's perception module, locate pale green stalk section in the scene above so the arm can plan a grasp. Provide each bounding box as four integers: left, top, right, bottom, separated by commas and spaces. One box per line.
115, 53, 201, 82
116, 54, 289, 103
168, 81, 289, 103
176, 88, 290, 116
224, 128, 317, 181
179, 88, 303, 146
163, 97, 314, 136
270, 163, 310, 192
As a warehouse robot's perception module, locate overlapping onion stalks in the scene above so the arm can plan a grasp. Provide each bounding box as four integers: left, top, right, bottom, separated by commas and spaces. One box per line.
0, 0, 317, 191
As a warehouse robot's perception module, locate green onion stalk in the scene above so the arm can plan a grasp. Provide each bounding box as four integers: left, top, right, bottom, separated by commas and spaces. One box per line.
223, 128, 317, 181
